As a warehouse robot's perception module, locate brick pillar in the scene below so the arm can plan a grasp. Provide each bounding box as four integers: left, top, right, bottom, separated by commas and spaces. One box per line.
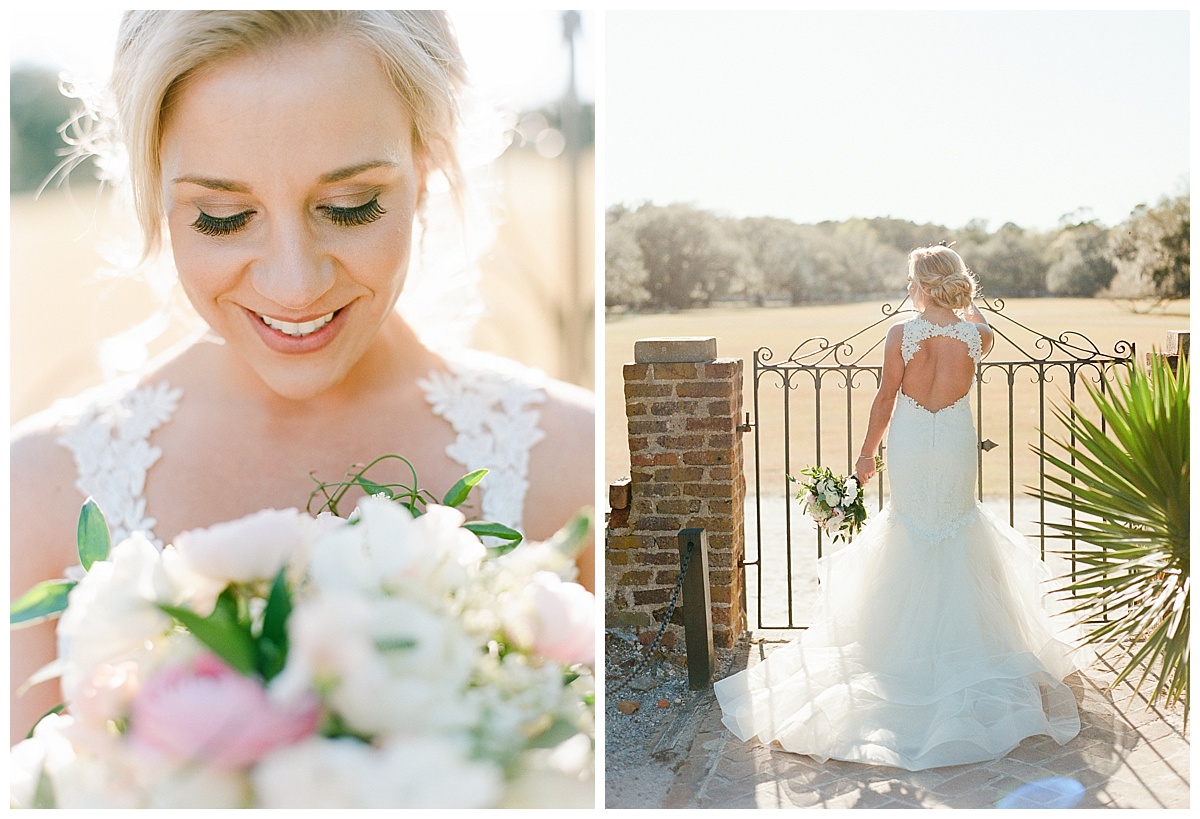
605, 337, 747, 653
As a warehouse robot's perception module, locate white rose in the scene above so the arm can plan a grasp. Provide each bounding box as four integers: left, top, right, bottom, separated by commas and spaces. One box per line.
172, 508, 313, 586
253, 735, 502, 808
10, 732, 50, 808
500, 733, 594, 808
143, 764, 247, 809
310, 498, 485, 597
510, 571, 595, 666
273, 593, 477, 738
57, 536, 174, 709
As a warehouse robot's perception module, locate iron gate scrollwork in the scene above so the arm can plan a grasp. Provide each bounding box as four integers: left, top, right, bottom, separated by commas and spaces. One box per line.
746, 297, 1134, 631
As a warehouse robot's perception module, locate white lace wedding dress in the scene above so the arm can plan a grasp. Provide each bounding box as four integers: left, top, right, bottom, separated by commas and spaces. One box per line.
714, 316, 1085, 771
53, 350, 546, 551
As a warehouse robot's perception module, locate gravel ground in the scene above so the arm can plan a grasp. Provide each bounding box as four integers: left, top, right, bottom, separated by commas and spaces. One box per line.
603, 630, 738, 808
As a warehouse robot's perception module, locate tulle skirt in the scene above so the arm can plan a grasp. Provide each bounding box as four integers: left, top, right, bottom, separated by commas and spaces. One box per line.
714, 503, 1086, 771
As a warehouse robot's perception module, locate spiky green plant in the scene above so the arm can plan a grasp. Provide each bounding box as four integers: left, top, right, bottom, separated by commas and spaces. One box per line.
1033, 351, 1188, 716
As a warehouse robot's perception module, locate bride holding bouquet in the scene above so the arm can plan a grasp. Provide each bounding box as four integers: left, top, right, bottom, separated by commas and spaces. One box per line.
716, 243, 1087, 771
10, 11, 595, 805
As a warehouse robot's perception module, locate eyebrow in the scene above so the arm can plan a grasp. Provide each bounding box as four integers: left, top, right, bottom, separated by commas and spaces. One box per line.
172, 160, 400, 191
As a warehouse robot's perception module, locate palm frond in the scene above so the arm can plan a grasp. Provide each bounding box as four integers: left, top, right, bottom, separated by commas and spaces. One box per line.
1030, 352, 1188, 718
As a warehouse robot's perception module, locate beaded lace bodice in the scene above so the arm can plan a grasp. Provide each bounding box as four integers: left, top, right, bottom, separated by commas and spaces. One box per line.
900, 315, 983, 365
886, 316, 983, 545
56, 353, 546, 547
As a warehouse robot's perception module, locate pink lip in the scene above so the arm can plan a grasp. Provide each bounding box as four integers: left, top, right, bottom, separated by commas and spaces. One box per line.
244, 306, 347, 355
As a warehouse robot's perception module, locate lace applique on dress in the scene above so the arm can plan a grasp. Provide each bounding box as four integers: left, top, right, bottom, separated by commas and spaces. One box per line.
901, 316, 983, 364
418, 351, 547, 531
57, 381, 183, 549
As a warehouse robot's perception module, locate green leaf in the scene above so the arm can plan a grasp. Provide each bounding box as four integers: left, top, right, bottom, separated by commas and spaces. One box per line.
526, 715, 582, 749
76, 498, 111, 572
544, 510, 594, 561
354, 476, 393, 499
33, 763, 57, 808
442, 469, 489, 508
159, 590, 256, 677
10, 580, 76, 628
466, 520, 524, 559
257, 569, 292, 681
24, 703, 66, 741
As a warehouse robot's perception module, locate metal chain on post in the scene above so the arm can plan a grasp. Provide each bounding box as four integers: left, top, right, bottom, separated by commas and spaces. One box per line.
606, 542, 693, 697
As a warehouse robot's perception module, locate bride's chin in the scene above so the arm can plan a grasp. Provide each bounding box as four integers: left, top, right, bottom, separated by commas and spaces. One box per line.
244, 356, 356, 403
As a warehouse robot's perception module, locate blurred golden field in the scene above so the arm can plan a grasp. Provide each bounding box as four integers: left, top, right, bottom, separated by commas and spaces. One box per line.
10, 148, 594, 425
605, 299, 1190, 499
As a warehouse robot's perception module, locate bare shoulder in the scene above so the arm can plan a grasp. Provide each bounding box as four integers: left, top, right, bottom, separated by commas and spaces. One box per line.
538, 376, 596, 441
526, 376, 596, 537
10, 415, 87, 594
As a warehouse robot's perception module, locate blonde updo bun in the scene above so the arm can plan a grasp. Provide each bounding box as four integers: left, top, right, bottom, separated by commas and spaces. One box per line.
909, 244, 977, 310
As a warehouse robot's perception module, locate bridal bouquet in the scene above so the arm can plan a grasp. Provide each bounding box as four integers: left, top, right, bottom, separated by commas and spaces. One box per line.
792, 464, 873, 544
10, 468, 595, 809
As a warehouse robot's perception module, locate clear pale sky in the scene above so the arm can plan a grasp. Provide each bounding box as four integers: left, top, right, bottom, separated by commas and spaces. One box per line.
605, 10, 1189, 232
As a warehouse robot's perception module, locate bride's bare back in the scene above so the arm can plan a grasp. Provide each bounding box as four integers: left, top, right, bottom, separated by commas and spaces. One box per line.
899, 322, 980, 413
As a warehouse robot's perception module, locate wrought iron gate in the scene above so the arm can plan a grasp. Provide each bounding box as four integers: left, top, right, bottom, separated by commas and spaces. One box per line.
745, 297, 1134, 630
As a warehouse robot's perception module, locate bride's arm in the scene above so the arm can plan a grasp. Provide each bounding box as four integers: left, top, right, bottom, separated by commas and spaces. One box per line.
9, 428, 84, 746
962, 298, 994, 356
855, 323, 905, 485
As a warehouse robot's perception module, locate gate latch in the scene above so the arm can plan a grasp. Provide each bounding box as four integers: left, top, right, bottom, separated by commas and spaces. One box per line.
736, 413, 753, 433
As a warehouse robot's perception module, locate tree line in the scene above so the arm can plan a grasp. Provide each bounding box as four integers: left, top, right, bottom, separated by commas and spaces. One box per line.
606, 196, 1189, 311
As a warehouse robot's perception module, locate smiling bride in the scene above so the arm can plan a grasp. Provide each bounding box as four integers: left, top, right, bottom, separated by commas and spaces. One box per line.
10, 10, 595, 749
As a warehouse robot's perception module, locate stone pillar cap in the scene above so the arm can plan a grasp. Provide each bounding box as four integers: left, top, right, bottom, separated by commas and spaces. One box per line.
634, 337, 718, 364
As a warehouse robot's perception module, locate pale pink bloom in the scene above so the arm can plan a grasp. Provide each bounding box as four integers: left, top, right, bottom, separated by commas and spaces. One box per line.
524, 572, 595, 666
70, 660, 141, 731
172, 508, 312, 585
128, 653, 318, 769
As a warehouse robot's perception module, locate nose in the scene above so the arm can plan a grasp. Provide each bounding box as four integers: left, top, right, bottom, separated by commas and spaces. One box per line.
250, 217, 335, 310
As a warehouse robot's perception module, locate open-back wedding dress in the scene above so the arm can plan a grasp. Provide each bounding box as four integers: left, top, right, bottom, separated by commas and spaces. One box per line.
714, 316, 1085, 771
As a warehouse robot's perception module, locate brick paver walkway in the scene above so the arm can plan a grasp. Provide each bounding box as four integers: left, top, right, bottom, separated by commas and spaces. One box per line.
658, 639, 1189, 809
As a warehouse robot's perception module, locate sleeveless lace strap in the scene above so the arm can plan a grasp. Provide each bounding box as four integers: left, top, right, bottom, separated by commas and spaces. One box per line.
418, 352, 547, 531
57, 381, 183, 548
901, 316, 983, 364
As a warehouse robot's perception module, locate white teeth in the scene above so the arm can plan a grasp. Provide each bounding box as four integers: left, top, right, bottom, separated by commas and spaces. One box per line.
258, 311, 335, 337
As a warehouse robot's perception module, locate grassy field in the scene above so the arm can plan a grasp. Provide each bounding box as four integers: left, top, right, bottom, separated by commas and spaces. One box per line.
605, 298, 1190, 499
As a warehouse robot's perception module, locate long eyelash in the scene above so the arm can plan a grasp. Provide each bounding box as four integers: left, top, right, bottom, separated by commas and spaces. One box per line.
325, 197, 386, 227
193, 210, 252, 237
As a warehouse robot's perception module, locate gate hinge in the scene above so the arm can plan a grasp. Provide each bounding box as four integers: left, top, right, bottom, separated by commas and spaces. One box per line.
736, 413, 753, 433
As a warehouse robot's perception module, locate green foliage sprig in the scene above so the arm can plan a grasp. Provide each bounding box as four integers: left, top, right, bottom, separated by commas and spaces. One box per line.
307, 454, 522, 553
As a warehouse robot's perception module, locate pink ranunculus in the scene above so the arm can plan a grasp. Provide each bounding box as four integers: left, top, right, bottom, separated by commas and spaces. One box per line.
172, 508, 311, 585
524, 572, 595, 666
128, 653, 319, 769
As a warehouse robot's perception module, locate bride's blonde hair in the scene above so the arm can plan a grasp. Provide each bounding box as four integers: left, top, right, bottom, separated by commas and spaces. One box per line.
111, 10, 467, 259
909, 244, 977, 310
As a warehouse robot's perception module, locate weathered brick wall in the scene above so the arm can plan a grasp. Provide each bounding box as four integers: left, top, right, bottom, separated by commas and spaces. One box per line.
606, 338, 746, 652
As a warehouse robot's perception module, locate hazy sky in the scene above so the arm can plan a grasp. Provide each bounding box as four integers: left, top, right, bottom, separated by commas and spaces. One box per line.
8, 9, 595, 110
605, 10, 1189, 232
